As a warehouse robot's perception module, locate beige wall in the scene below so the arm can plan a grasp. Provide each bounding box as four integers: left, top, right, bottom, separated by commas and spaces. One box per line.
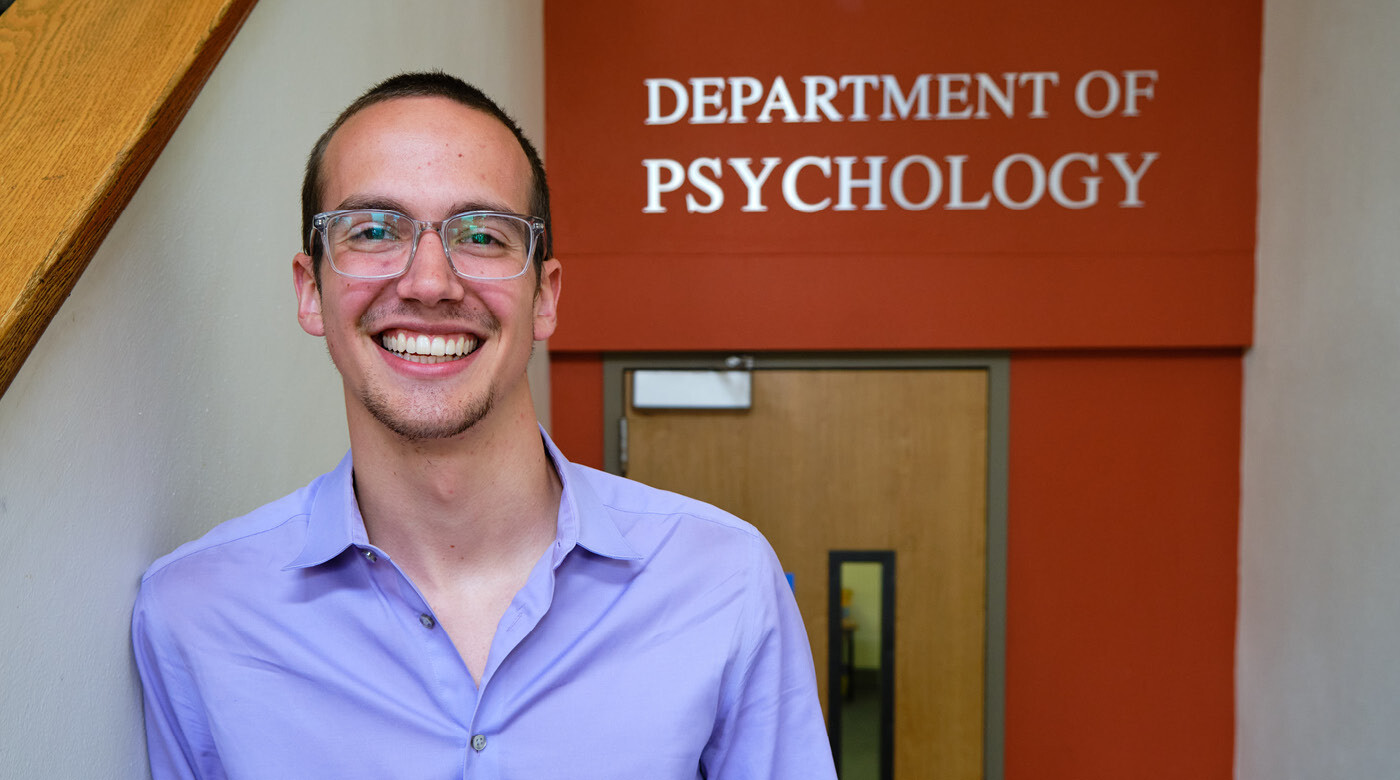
0, 2, 543, 777
1240, 0, 1400, 776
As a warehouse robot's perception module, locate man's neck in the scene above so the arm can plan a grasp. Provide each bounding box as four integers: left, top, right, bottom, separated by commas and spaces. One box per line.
346, 393, 562, 592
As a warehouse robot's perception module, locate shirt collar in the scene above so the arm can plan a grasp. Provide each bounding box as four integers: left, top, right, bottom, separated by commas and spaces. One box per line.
284, 451, 366, 570
285, 428, 640, 571
543, 427, 642, 562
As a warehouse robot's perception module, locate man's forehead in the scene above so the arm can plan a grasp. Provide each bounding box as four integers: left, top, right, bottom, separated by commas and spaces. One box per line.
328, 96, 520, 162
322, 96, 533, 210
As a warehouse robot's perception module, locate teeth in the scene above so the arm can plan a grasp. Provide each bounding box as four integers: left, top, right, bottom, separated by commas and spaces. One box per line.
379, 331, 477, 362
400, 353, 455, 364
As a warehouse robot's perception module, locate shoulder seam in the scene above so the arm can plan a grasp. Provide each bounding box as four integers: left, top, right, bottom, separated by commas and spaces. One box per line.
599, 501, 764, 540
141, 512, 310, 583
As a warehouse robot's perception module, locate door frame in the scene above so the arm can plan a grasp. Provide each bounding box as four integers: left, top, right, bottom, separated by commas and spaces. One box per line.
602, 352, 1008, 780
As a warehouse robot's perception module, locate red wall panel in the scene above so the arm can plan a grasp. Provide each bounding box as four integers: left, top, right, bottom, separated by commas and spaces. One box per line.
1006, 351, 1239, 778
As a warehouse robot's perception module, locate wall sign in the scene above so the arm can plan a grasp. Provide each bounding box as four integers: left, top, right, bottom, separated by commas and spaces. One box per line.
544, 0, 1260, 350
640, 70, 1160, 215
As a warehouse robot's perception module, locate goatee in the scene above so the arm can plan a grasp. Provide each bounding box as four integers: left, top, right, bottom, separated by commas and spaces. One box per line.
360, 386, 496, 441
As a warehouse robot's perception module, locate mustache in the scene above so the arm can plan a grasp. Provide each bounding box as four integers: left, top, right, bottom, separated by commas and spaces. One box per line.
357, 301, 501, 335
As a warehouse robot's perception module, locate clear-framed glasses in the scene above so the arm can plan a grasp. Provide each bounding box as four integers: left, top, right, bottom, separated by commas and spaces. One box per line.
310, 209, 545, 281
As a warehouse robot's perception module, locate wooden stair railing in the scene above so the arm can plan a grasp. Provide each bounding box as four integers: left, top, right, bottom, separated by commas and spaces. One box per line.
0, 0, 258, 399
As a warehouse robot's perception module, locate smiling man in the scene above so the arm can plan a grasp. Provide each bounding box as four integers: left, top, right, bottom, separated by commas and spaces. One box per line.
131, 73, 836, 779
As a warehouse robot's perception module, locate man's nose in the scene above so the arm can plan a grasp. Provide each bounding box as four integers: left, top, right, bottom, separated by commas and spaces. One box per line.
397, 226, 465, 303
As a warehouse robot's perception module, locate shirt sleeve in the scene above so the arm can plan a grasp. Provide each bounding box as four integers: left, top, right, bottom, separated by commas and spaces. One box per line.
700, 536, 838, 779
131, 576, 224, 780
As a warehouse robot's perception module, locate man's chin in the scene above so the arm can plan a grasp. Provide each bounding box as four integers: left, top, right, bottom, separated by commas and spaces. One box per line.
361, 394, 494, 442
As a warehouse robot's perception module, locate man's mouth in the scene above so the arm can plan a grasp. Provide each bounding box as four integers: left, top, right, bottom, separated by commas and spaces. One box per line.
378, 329, 480, 365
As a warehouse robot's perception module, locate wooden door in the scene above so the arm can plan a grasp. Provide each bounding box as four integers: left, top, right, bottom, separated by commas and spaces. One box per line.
624, 367, 989, 779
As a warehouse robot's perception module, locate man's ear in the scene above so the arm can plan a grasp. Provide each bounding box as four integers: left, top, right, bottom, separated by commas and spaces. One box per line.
293, 253, 325, 337
533, 257, 562, 342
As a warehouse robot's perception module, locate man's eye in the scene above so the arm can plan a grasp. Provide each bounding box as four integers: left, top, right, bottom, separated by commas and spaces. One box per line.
352, 223, 396, 241
450, 226, 509, 253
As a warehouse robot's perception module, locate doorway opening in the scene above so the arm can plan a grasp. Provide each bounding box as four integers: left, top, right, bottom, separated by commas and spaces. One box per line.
829, 550, 896, 780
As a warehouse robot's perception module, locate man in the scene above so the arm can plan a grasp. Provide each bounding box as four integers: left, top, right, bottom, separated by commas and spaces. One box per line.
133, 72, 836, 779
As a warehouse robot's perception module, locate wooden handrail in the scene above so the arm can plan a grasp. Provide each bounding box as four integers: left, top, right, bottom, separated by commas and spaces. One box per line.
0, 0, 257, 399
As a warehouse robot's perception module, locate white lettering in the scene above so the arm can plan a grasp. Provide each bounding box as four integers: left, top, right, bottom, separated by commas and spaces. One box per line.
1048, 153, 1101, 209
975, 73, 1016, 119
889, 155, 943, 210
642, 158, 685, 212
647, 72, 1069, 123
936, 73, 973, 119
840, 74, 881, 121
1075, 70, 1120, 118
641, 151, 1156, 213
757, 76, 802, 123
834, 156, 887, 211
803, 76, 843, 122
727, 76, 763, 123
781, 156, 833, 212
1018, 72, 1059, 118
992, 154, 1046, 210
880, 74, 932, 120
644, 78, 687, 125
685, 158, 724, 213
945, 155, 990, 210
1106, 152, 1158, 207
690, 77, 727, 124
727, 157, 783, 211
1122, 70, 1158, 117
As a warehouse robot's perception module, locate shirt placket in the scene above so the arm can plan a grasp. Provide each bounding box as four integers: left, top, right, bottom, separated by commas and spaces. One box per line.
358, 545, 484, 773
462, 540, 571, 777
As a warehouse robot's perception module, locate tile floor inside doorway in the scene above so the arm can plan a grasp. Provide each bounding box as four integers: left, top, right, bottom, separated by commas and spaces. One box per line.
838, 672, 881, 780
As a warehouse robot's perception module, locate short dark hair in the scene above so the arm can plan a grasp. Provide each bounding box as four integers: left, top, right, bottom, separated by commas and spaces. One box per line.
300, 71, 551, 283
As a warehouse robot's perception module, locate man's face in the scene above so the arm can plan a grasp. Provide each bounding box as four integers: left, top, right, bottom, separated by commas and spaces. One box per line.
293, 96, 561, 441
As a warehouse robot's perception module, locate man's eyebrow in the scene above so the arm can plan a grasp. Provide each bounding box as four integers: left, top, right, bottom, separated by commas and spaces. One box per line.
332, 196, 524, 217
335, 195, 412, 213
448, 199, 522, 216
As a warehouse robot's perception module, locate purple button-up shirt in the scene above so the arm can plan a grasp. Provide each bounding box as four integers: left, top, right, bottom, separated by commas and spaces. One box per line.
133, 433, 836, 779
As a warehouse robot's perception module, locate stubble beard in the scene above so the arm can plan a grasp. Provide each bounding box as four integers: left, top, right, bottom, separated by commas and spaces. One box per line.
360, 379, 497, 441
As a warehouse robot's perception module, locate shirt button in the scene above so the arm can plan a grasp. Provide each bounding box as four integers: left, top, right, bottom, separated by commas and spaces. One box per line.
471, 734, 487, 752
363, 550, 378, 563
419, 613, 435, 629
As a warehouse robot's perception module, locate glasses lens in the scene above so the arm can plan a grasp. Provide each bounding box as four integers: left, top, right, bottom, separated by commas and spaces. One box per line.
444, 213, 533, 279
324, 211, 413, 278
